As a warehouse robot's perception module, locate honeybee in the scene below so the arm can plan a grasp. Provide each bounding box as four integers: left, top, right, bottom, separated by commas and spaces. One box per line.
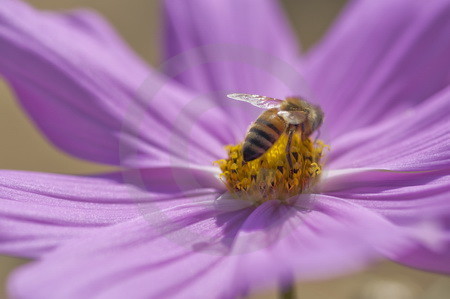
227, 93, 324, 169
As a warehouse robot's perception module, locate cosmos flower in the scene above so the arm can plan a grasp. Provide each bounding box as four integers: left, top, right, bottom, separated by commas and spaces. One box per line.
0, 0, 449, 298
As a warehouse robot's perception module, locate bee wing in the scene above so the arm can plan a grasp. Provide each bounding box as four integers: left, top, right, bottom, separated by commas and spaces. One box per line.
277, 111, 307, 125
227, 93, 283, 109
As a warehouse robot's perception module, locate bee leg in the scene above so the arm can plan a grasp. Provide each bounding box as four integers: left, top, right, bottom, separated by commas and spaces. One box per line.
285, 125, 296, 172
314, 129, 321, 144
300, 123, 306, 142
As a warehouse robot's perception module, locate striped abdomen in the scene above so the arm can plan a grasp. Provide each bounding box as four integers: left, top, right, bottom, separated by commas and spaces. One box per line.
243, 109, 286, 162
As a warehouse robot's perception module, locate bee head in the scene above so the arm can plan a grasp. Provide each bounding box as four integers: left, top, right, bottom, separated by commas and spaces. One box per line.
311, 105, 324, 131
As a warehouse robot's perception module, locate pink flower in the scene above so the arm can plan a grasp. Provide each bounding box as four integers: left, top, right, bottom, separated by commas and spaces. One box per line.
0, 0, 449, 298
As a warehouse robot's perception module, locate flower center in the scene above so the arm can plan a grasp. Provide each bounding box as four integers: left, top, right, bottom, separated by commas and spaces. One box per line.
216, 134, 328, 204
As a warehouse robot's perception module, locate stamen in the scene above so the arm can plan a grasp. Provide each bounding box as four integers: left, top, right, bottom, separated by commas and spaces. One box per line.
215, 134, 328, 204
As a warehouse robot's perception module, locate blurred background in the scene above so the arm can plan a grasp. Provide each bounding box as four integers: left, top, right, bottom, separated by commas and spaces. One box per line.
0, 1, 448, 298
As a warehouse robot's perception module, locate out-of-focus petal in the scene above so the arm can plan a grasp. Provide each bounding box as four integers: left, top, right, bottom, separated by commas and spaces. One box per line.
393, 215, 450, 274
8, 196, 415, 298
0, 167, 221, 258
163, 0, 306, 134
327, 86, 450, 171
0, 0, 232, 167
306, 0, 450, 139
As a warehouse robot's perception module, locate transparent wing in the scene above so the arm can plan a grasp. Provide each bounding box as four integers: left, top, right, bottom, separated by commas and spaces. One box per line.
227, 93, 283, 109
277, 111, 306, 125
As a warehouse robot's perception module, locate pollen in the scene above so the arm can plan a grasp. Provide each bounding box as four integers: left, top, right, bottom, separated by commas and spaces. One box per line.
215, 134, 328, 204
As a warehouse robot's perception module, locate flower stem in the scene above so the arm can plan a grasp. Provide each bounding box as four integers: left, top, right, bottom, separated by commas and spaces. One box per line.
280, 283, 296, 299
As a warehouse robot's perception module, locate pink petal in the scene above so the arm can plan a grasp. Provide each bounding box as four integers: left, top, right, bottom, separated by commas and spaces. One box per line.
163, 0, 306, 134
8, 196, 415, 298
322, 169, 449, 222
393, 215, 450, 274
229, 196, 415, 288
320, 87, 450, 270
0, 0, 230, 167
320, 169, 449, 271
0, 167, 221, 258
328, 86, 450, 171
306, 0, 450, 139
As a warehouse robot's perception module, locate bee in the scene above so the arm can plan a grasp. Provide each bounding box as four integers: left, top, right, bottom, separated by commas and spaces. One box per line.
227, 93, 324, 170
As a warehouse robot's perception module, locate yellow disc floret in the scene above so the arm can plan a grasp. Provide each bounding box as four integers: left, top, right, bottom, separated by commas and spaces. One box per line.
215, 134, 327, 204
